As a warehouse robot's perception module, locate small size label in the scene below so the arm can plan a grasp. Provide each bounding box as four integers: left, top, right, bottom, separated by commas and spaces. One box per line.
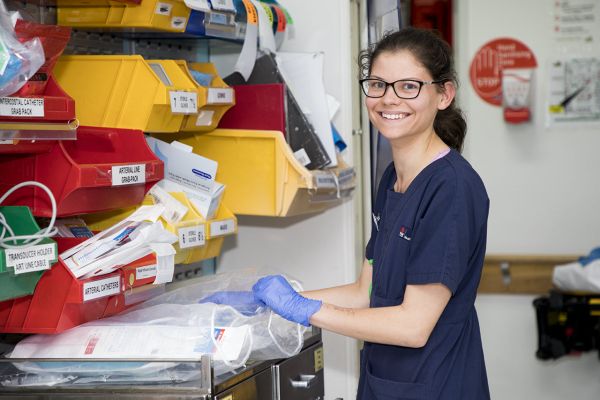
178, 225, 206, 249
155, 2, 173, 15
314, 347, 324, 372
0, 140, 13, 144
5, 243, 56, 275
0, 97, 44, 117
83, 275, 121, 302
196, 110, 214, 126
207, 88, 234, 104
210, 219, 235, 237
171, 16, 187, 29
293, 148, 311, 166
170, 91, 198, 114
136, 264, 158, 280
111, 164, 145, 186
315, 174, 337, 189
210, 0, 235, 11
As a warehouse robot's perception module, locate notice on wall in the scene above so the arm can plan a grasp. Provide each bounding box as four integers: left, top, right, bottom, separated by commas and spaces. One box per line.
553, 0, 600, 45
469, 38, 537, 106
547, 57, 600, 125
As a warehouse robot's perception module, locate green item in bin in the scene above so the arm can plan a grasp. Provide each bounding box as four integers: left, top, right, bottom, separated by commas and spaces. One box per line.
0, 206, 58, 302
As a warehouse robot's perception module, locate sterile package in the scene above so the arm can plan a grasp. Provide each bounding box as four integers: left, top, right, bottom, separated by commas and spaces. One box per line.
145, 136, 217, 195
7, 269, 306, 385
0, 6, 45, 96
61, 205, 177, 280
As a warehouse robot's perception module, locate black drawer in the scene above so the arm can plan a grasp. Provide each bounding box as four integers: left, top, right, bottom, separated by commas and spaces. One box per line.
273, 342, 324, 400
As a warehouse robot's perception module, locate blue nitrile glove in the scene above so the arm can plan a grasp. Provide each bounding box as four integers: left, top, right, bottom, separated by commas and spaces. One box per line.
199, 291, 265, 316
252, 275, 322, 327
580, 247, 600, 266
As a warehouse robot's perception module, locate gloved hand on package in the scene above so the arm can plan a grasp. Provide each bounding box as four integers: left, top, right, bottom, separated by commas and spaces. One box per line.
252, 275, 322, 327
199, 291, 265, 316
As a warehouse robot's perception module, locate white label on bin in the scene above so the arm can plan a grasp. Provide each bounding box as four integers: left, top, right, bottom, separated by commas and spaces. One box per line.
315, 174, 337, 189
210, 219, 235, 237
196, 110, 214, 126
0, 140, 13, 144
136, 264, 157, 280
0, 97, 44, 117
111, 164, 146, 186
211, 0, 235, 11
207, 88, 234, 104
83, 275, 121, 302
293, 148, 311, 166
184, 0, 211, 12
5, 243, 56, 275
170, 91, 198, 114
155, 2, 172, 15
178, 225, 205, 249
171, 16, 187, 29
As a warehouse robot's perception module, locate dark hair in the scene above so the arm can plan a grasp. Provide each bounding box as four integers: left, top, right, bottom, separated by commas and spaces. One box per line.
359, 27, 466, 152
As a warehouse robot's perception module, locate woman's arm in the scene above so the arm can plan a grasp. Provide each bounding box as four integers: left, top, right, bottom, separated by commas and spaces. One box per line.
310, 283, 451, 348
300, 259, 373, 309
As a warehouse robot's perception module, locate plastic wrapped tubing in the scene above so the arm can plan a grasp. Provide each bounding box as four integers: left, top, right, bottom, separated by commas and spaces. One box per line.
7, 269, 306, 382
0, 3, 45, 97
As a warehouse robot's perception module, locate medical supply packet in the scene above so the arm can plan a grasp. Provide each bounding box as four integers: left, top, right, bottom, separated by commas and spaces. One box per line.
61, 205, 177, 280
146, 136, 217, 195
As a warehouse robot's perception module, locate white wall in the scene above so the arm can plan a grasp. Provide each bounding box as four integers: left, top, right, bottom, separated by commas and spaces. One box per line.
456, 0, 600, 255
457, 1, 600, 399
213, 1, 360, 399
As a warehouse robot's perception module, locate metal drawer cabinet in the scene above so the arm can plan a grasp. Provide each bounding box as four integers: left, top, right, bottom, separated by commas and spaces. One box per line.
214, 366, 275, 400
273, 342, 324, 400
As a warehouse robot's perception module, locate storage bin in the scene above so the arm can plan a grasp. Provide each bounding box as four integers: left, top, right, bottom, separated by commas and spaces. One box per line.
57, 0, 190, 32
0, 126, 163, 217
0, 207, 58, 302
180, 62, 235, 132
53, 55, 197, 132
175, 129, 356, 217
0, 237, 158, 334
84, 194, 237, 265
0, 74, 77, 150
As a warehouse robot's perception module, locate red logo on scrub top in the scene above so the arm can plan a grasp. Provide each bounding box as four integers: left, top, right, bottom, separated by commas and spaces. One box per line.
399, 226, 412, 241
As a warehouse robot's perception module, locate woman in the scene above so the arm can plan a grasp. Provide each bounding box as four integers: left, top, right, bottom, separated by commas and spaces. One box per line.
252, 27, 490, 399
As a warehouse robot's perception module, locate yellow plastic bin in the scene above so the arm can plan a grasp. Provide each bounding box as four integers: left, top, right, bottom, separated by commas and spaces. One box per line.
84, 194, 237, 264
180, 63, 235, 132
54, 55, 198, 133
175, 129, 356, 217
57, 0, 191, 33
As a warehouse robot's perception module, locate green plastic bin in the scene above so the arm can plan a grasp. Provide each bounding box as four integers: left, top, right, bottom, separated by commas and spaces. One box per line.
0, 207, 58, 301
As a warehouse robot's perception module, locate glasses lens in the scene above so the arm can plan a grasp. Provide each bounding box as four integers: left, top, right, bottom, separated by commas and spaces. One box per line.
393, 80, 421, 99
362, 79, 386, 97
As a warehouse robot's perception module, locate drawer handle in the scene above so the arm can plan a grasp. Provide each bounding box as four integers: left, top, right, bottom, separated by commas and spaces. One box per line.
290, 374, 317, 389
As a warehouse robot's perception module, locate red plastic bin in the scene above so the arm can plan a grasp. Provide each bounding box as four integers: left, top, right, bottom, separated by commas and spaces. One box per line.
0, 74, 76, 155
0, 75, 76, 124
0, 238, 158, 334
0, 126, 164, 217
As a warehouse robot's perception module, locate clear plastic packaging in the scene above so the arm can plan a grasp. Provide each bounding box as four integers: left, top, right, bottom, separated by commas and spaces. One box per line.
0, 4, 45, 97
6, 269, 305, 384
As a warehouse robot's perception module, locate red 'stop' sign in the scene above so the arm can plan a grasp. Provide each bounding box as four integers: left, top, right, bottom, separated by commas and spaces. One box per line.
469, 38, 537, 106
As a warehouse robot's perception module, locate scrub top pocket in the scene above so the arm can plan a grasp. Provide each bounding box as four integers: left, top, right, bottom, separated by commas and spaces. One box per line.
365, 357, 430, 399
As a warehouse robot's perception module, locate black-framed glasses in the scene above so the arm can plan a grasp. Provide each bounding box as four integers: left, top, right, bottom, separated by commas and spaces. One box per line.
359, 78, 445, 99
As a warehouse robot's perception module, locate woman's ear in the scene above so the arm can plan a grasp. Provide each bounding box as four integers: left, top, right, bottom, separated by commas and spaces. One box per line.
438, 81, 456, 111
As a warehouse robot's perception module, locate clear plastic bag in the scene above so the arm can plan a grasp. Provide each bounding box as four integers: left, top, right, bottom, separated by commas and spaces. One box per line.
8, 269, 305, 384
0, 3, 45, 96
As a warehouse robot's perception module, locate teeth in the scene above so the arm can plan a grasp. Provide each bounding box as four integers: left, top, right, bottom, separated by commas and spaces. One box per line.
381, 112, 407, 120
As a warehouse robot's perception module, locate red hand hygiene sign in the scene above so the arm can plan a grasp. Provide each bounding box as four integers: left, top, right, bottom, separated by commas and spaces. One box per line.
469, 38, 537, 106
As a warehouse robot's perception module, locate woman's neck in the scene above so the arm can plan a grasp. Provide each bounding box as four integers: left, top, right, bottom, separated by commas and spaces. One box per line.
390, 132, 448, 193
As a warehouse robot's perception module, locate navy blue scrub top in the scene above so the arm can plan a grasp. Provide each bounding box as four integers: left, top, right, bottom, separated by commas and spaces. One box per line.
358, 149, 490, 400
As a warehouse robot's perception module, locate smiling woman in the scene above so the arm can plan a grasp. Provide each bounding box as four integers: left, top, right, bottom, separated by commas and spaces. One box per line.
236, 27, 490, 400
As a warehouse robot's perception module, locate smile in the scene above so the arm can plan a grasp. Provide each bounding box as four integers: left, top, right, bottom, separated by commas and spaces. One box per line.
380, 112, 409, 120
